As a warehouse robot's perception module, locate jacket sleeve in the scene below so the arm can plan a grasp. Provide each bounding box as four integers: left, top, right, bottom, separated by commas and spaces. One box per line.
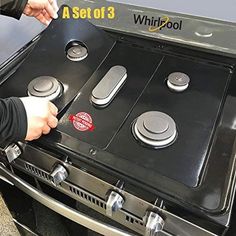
0, 0, 28, 19
0, 97, 27, 145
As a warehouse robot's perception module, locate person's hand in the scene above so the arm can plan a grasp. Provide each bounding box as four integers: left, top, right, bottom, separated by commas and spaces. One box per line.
20, 97, 58, 141
23, 0, 59, 26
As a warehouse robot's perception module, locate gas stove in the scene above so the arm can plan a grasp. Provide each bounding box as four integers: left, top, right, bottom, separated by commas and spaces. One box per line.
1, 5, 236, 236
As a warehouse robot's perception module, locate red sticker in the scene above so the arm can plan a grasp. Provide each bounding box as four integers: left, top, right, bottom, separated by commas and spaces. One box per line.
69, 112, 95, 132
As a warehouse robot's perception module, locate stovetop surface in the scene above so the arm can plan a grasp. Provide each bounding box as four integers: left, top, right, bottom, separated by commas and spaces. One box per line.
1, 9, 236, 216
58, 43, 230, 189
0, 14, 115, 110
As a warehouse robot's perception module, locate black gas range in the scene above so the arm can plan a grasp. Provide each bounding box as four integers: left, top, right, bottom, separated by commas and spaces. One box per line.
1, 6, 236, 236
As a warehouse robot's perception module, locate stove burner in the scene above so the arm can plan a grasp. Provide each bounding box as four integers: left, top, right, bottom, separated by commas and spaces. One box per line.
167, 72, 190, 92
133, 111, 177, 148
28, 76, 62, 100
66, 44, 88, 62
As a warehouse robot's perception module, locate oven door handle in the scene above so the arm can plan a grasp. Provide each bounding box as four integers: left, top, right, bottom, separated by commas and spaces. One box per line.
0, 164, 135, 236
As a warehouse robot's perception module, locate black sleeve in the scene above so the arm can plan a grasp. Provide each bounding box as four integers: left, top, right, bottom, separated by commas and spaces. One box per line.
0, 0, 28, 19
0, 97, 27, 145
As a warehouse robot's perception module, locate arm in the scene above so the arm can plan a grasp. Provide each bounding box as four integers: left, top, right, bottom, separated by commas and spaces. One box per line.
0, 97, 58, 145
0, 0, 58, 25
0, 97, 27, 144
0, 0, 27, 19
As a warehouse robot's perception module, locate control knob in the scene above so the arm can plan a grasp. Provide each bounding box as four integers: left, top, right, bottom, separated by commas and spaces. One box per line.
145, 211, 165, 236
106, 191, 124, 217
4, 143, 21, 163
50, 164, 68, 186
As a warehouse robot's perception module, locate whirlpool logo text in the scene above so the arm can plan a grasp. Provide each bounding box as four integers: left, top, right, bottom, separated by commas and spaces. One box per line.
133, 14, 183, 32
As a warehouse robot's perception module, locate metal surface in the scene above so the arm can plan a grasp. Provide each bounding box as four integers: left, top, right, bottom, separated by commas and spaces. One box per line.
75, 0, 236, 57
27, 76, 62, 100
8, 146, 218, 236
50, 164, 68, 186
66, 44, 88, 62
167, 81, 188, 92
4, 144, 21, 163
0, 175, 14, 185
167, 72, 190, 86
167, 72, 190, 92
13, 219, 39, 236
91, 65, 127, 107
109, 0, 236, 23
0, 163, 135, 236
145, 212, 165, 236
106, 191, 124, 217
133, 111, 177, 148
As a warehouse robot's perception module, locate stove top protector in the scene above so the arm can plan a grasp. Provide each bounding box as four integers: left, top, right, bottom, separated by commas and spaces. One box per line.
58, 43, 163, 149
0, 6, 116, 112
107, 55, 230, 188
56, 44, 231, 211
